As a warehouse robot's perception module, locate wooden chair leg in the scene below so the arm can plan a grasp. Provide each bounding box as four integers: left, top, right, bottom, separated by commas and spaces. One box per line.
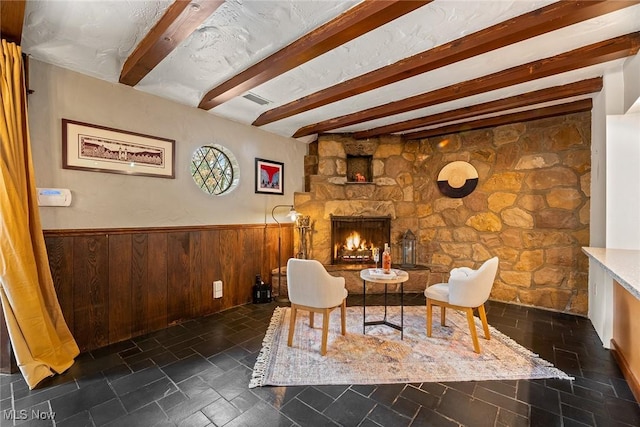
478, 304, 490, 340
309, 312, 314, 328
321, 308, 330, 356
287, 305, 297, 347
340, 299, 346, 336
426, 300, 433, 337
440, 305, 446, 326
466, 307, 481, 353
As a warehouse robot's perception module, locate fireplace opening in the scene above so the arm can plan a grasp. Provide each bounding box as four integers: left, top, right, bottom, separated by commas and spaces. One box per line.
331, 215, 391, 264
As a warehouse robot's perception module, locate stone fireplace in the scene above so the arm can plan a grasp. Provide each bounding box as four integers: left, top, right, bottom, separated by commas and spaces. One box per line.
330, 215, 391, 264
293, 114, 592, 314
284, 135, 437, 295
292, 136, 405, 267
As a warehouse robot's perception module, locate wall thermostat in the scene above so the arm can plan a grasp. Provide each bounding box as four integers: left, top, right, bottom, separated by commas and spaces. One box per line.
37, 188, 72, 207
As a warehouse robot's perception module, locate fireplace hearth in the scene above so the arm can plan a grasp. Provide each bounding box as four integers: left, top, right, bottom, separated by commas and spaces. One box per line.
331, 215, 391, 264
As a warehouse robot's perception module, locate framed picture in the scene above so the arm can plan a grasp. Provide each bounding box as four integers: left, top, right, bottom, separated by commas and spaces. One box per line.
255, 158, 284, 195
62, 119, 175, 178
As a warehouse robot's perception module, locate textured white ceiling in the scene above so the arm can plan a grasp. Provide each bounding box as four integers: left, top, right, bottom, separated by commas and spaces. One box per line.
20, 0, 640, 139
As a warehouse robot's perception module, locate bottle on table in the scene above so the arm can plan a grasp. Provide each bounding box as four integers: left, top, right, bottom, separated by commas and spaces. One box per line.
382, 243, 392, 274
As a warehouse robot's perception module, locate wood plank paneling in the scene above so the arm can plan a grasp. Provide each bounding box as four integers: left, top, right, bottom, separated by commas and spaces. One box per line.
189, 231, 202, 318
263, 226, 275, 283
131, 233, 149, 337
167, 232, 191, 324
266, 224, 295, 296
45, 236, 74, 328
147, 233, 168, 332
73, 235, 109, 352
199, 230, 220, 315
219, 229, 239, 307
43, 223, 293, 353
108, 234, 132, 343
240, 227, 263, 305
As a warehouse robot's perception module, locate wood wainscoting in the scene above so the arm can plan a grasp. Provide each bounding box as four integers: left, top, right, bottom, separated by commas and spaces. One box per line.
40, 223, 293, 354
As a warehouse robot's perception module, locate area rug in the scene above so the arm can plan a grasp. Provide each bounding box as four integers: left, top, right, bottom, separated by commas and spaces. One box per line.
249, 306, 572, 388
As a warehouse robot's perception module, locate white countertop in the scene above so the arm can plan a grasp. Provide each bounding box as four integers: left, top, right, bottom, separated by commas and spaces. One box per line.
582, 247, 640, 300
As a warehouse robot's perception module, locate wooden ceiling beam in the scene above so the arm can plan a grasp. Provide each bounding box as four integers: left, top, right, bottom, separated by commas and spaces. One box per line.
1, 0, 27, 45
353, 77, 603, 139
293, 32, 640, 138
403, 99, 594, 140
254, 0, 638, 127
197, 0, 431, 110
120, 0, 225, 87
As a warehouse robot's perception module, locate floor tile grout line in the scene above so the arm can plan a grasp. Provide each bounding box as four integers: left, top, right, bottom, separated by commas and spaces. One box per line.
290, 394, 338, 425
3, 298, 638, 427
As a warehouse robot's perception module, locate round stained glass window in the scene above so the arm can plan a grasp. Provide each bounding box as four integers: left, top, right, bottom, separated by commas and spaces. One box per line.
191, 145, 239, 195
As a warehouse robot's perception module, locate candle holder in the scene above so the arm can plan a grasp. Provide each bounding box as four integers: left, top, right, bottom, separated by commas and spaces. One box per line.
295, 215, 311, 259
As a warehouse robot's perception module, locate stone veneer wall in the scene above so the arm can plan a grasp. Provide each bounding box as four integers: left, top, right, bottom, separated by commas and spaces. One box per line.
294, 112, 591, 315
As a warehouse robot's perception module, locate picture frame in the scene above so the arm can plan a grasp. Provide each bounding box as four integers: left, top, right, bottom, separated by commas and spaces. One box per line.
255, 158, 284, 195
62, 119, 175, 179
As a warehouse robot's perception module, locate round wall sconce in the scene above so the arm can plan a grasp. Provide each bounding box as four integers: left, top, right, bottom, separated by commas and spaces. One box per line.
437, 161, 478, 198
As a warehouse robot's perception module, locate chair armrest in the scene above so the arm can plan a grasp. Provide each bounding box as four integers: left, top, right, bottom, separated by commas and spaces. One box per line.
316, 272, 346, 307
326, 273, 346, 294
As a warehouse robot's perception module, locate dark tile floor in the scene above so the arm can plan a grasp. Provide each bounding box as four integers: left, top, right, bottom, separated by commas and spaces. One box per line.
1, 294, 638, 427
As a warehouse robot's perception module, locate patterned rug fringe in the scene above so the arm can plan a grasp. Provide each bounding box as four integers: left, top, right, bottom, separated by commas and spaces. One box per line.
249, 306, 284, 388
472, 316, 572, 378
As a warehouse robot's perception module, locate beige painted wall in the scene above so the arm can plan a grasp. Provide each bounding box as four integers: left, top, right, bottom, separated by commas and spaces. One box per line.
27, 60, 307, 229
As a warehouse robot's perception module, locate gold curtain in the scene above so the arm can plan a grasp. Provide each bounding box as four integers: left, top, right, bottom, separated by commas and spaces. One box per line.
0, 39, 79, 389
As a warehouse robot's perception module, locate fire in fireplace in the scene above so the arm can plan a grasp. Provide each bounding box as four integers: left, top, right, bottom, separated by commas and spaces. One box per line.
331, 215, 391, 264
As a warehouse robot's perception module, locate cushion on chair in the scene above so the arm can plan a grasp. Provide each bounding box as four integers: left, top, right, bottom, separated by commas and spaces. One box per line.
424, 283, 449, 303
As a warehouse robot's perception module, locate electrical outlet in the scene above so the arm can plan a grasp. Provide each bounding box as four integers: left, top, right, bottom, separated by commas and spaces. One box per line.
213, 280, 223, 299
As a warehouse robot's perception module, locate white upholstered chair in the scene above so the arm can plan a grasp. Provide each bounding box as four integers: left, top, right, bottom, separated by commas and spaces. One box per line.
286, 258, 348, 355
424, 257, 499, 353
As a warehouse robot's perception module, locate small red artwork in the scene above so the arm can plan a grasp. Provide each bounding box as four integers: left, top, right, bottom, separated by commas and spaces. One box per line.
255, 158, 284, 194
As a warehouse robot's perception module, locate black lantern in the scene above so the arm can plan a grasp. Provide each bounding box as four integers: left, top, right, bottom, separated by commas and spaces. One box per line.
401, 229, 416, 268
252, 274, 272, 304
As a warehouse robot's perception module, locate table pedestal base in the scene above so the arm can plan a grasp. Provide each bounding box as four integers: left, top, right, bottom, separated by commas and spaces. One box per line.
363, 281, 404, 340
